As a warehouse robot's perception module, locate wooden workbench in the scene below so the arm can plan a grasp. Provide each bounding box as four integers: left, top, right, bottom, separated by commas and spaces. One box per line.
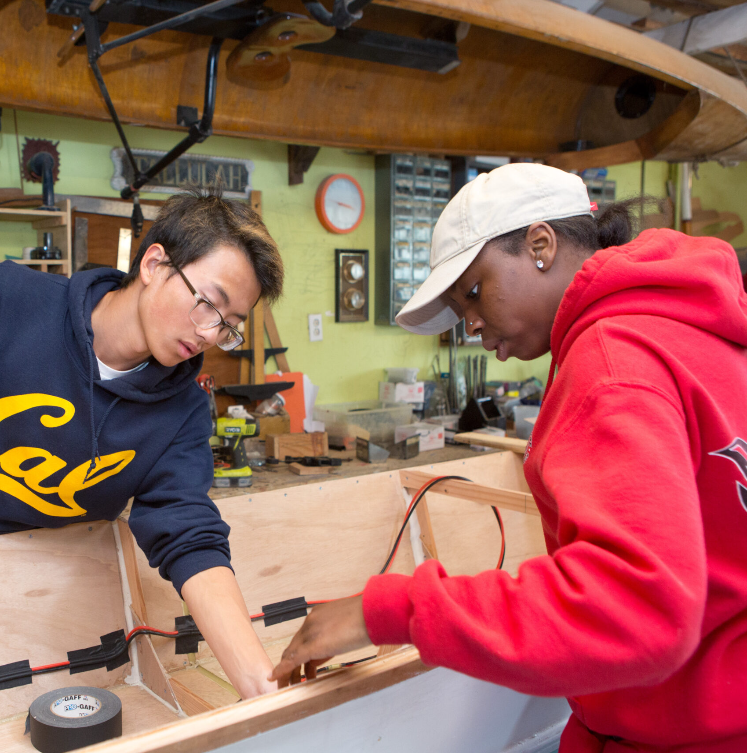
209, 444, 499, 499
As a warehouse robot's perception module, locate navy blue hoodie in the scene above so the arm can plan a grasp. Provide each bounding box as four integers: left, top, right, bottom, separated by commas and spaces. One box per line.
0, 261, 230, 594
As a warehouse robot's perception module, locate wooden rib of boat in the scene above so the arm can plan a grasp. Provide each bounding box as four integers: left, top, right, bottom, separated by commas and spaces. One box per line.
0, 0, 745, 167
0, 451, 571, 752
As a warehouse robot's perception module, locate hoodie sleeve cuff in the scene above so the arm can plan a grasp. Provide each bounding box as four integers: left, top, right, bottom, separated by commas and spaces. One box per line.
362, 573, 413, 646
169, 550, 234, 598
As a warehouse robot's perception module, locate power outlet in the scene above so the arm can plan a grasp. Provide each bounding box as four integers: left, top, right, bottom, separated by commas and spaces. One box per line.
308, 313, 323, 342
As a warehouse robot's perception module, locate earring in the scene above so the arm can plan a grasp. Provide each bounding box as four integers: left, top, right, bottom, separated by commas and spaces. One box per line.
469, 321, 473, 325
536, 260, 544, 269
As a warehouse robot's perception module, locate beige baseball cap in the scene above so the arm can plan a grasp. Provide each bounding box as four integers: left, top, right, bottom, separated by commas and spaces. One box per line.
395, 163, 596, 335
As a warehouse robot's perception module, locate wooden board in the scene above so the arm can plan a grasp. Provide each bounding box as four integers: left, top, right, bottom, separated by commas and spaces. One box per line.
66, 649, 432, 753
288, 462, 336, 476
0, 521, 129, 718
400, 469, 539, 516
75, 211, 155, 270
117, 518, 148, 625
169, 668, 239, 712
212, 444, 500, 499
266, 432, 328, 459
453, 434, 528, 454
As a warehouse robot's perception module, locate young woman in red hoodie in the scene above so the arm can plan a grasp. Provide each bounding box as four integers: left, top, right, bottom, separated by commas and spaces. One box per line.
270, 163, 747, 752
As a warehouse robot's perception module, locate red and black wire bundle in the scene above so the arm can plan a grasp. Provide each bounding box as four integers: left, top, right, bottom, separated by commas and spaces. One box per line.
0, 620, 202, 691
29, 626, 180, 677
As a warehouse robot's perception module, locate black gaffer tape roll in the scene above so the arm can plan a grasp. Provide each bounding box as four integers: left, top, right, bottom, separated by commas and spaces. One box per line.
28, 686, 122, 753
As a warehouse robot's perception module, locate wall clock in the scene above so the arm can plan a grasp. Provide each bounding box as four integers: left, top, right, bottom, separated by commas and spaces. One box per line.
315, 174, 365, 234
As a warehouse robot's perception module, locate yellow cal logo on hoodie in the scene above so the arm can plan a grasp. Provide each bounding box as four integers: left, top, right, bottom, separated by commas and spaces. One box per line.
0, 394, 135, 517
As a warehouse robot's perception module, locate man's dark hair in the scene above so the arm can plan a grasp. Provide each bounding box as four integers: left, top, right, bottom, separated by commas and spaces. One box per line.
492, 197, 664, 257
121, 186, 284, 303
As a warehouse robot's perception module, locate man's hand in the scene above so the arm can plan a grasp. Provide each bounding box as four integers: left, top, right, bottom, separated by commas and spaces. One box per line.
181, 567, 277, 699
269, 595, 371, 688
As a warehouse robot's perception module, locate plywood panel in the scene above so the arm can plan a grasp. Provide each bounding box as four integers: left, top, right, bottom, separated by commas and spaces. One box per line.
135, 630, 180, 712
0, 521, 129, 718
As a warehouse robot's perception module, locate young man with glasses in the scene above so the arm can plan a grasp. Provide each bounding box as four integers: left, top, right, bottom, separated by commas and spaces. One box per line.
0, 188, 284, 698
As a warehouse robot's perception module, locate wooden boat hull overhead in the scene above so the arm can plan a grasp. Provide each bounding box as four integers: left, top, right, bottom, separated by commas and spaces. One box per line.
0, 0, 745, 165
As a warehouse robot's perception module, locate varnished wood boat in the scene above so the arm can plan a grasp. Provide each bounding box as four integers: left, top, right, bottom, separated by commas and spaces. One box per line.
0, 450, 571, 752
0, 0, 746, 167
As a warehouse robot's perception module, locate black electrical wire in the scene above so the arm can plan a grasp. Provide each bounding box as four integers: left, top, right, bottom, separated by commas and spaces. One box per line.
379, 475, 471, 575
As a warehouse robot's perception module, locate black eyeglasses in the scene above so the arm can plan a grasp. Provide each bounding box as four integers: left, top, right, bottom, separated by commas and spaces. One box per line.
168, 258, 244, 352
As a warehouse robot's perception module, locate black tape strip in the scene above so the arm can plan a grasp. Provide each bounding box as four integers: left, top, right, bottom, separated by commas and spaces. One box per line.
67, 630, 128, 675
262, 597, 309, 627
174, 615, 204, 654
0, 660, 32, 691
29, 686, 122, 753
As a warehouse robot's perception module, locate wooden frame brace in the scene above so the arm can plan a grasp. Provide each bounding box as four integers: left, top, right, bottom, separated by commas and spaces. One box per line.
398, 470, 538, 516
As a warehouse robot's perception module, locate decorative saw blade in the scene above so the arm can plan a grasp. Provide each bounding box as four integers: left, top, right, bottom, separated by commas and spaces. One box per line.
21, 138, 61, 184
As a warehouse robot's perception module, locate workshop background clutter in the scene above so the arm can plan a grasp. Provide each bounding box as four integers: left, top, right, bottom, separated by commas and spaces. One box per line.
1, 109, 746, 404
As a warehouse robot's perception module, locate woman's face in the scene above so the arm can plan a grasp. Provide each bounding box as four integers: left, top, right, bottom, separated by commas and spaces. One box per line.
447, 224, 572, 362
139, 244, 261, 367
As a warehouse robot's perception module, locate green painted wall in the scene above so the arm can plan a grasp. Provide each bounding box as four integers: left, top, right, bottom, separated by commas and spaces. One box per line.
0, 108, 442, 403
2, 109, 745, 403
607, 159, 747, 249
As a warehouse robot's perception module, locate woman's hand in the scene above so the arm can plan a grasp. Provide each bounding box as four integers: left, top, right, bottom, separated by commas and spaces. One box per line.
269, 595, 371, 687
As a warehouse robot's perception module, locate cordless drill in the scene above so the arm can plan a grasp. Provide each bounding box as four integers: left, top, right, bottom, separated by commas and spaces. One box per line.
212, 417, 258, 488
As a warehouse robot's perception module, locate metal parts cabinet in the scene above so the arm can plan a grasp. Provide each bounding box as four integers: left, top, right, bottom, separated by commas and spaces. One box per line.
375, 155, 451, 326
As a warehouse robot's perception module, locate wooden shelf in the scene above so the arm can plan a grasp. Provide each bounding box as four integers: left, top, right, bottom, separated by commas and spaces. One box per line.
0, 200, 72, 277
0, 207, 65, 221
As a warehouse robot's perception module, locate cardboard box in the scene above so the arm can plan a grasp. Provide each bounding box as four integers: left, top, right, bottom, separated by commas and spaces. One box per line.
395, 421, 445, 452
379, 381, 425, 404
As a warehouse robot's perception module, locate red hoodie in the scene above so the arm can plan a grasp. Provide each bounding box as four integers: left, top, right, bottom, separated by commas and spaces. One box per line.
363, 229, 747, 752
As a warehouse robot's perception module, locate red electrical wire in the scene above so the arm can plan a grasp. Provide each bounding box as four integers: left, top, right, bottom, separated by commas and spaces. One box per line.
31, 660, 70, 672
125, 625, 178, 642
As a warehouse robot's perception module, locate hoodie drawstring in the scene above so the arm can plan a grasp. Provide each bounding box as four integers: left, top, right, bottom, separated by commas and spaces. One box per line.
85, 340, 122, 482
